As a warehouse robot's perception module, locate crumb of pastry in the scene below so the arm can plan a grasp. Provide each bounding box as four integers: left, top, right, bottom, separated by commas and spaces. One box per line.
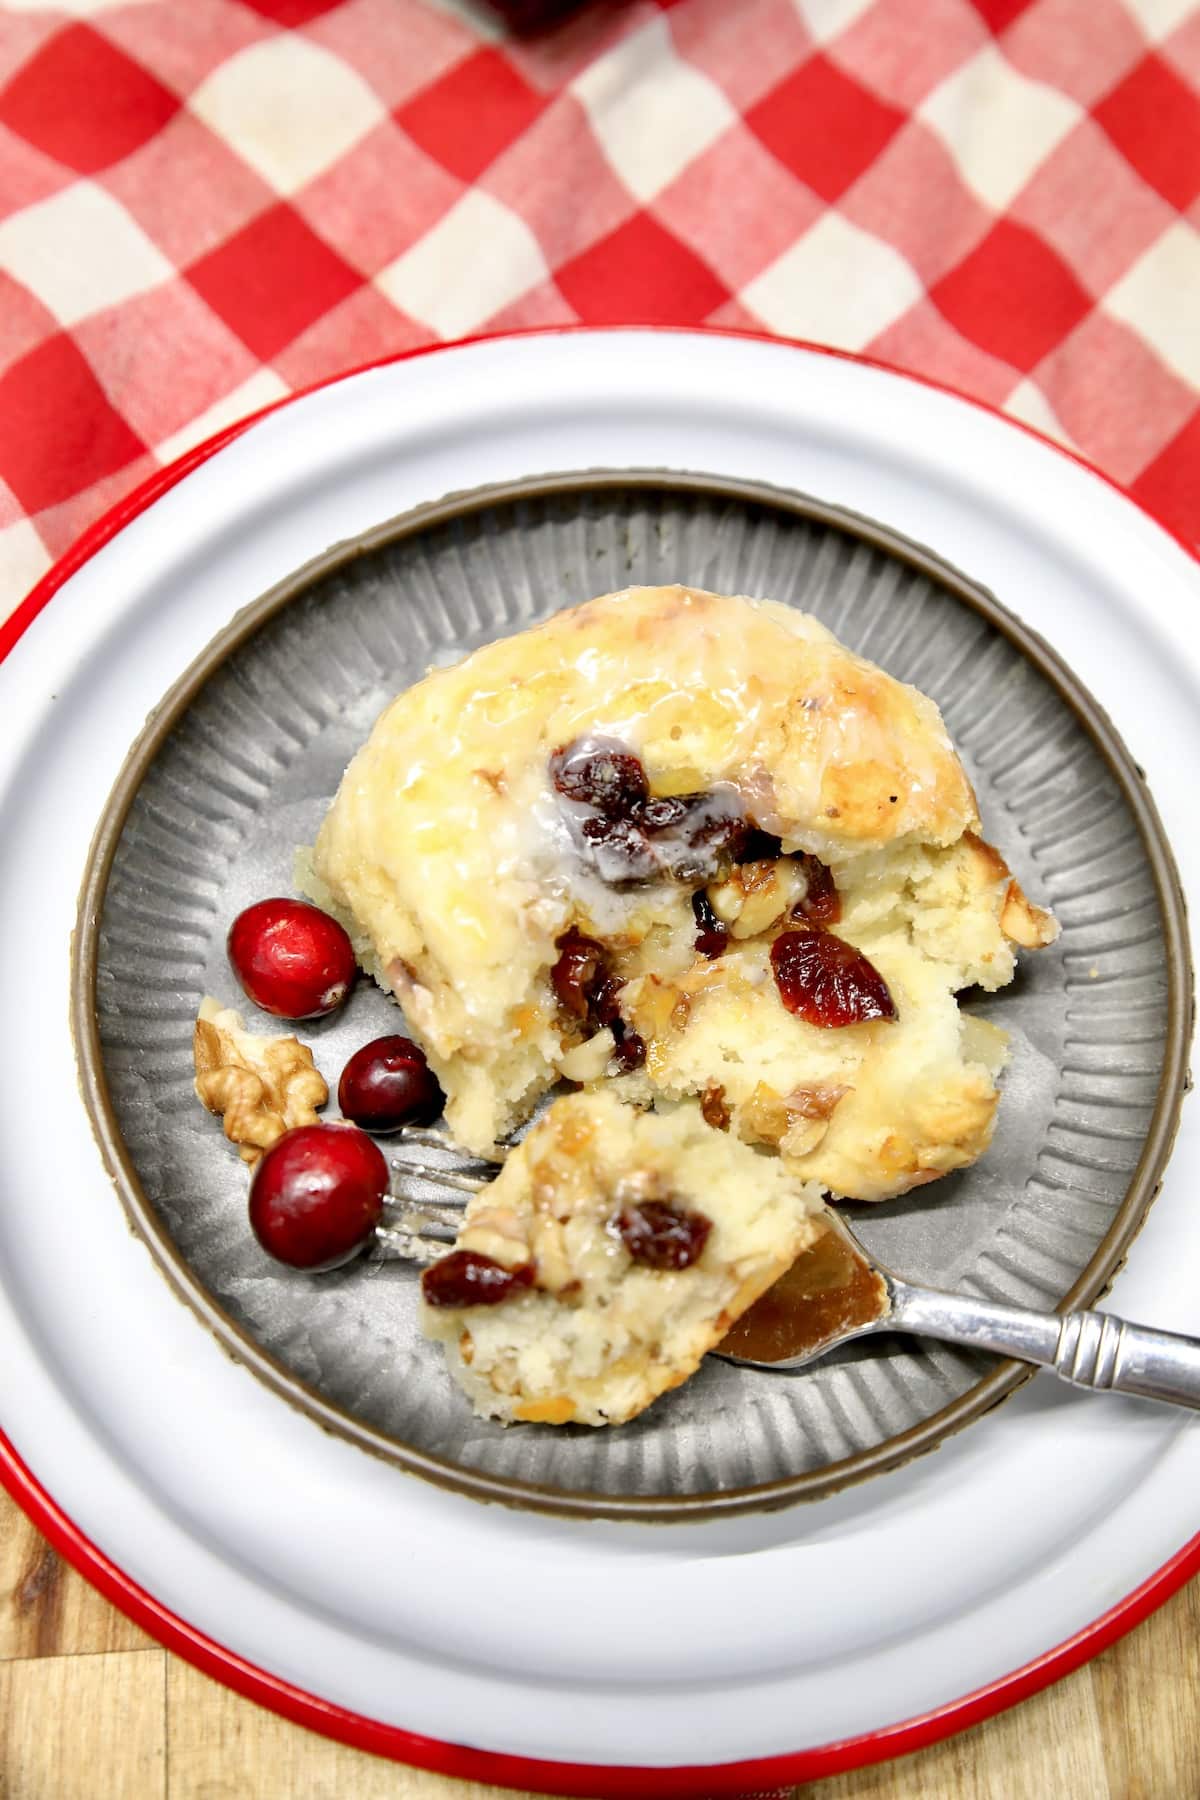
419, 1089, 826, 1427
308, 584, 1057, 1197
193, 996, 327, 1164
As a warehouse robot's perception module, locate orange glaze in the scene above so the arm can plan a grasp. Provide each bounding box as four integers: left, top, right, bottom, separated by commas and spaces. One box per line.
720, 1216, 888, 1363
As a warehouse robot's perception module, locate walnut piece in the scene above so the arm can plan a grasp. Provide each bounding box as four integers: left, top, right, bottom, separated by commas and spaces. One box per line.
963, 831, 1059, 949
1000, 877, 1059, 949
700, 1083, 731, 1131
738, 1079, 849, 1157
708, 859, 804, 939
193, 996, 328, 1165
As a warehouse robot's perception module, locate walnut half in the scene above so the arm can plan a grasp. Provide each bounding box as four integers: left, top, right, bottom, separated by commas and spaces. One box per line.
193, 997, 328, 1165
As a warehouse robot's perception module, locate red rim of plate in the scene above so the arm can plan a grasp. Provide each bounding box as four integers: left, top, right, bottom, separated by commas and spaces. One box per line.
2, 324, 1198, 1796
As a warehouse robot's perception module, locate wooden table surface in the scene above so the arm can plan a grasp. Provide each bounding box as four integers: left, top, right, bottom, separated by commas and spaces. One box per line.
2, 1488, 1198, 1800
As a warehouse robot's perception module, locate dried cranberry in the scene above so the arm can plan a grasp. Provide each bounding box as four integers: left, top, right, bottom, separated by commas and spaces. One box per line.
615, 1198, 712, 1270
421, 1249, 536, 1308
610, 1029, 646, 1072
770, 928, 896, 1027
792, 854, 841, 925
640, 795, 689, 833
655, 793, 746, 882
549, 736, 788, 892
550, 738, 648, 816
651, 790, 772, 883
740, 827, 784, 863
691, 889, 728, 958
578, 813, 658, 881
550, 929, 606, 1020
588, 967, 625, 1030
550, 929, 638, 1061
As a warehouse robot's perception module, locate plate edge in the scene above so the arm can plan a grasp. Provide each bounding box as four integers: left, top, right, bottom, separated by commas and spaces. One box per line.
3, 330, 1198, 1790
71, 464, 1194, 1522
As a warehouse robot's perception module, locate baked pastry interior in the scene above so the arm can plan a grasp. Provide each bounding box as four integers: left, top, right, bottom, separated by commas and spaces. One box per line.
308, 584, 1055, 1204
419, 1088, 826, 1427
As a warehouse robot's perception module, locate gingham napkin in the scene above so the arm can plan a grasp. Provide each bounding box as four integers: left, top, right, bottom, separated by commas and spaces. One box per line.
1, 0, 1197, 627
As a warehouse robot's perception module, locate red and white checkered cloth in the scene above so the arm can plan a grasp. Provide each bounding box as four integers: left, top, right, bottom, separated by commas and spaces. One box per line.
1, 0, 1197, 625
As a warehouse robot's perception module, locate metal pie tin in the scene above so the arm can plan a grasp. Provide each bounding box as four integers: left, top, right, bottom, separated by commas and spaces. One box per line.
73, 471, 1192, 1522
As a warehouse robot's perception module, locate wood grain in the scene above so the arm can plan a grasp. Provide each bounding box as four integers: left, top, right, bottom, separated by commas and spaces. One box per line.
1090, 1562, 1200, 1800
803, 1663, 1111, 1799
2, 1484, 1199, 1799
0, 1492, 151, 1661
0, 1649, 165, 1800
165, 1659, 552, 1800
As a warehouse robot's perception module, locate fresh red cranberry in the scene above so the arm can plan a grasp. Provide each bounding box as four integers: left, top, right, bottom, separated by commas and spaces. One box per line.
792, 854, 841, 925
338, 1035, 444, 1133
249, 1123, 387, 1270
614, 1198, 712, 1270
691, 888, 728, 958
228, 898, 356, 1019
421, 1249, 536, 1307
770, 928, 895, 1027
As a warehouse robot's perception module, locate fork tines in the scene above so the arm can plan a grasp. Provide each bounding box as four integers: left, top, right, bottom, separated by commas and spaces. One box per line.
374, 1122, 507, 1263
389, 1160, 483, 1195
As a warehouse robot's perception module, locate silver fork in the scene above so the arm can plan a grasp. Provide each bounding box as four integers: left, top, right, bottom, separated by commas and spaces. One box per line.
377, 1130, 1200, 1410
371, 1125, 488, 1265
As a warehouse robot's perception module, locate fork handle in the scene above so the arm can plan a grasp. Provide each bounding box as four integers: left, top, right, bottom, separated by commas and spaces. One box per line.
890, 1282, 1200, 1411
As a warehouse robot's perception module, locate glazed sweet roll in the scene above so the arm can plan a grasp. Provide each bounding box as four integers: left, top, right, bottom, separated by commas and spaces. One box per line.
309, 585, 1056, 1201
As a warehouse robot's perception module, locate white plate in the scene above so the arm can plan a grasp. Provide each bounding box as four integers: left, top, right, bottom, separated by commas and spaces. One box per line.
2, 329, 1199, 1793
